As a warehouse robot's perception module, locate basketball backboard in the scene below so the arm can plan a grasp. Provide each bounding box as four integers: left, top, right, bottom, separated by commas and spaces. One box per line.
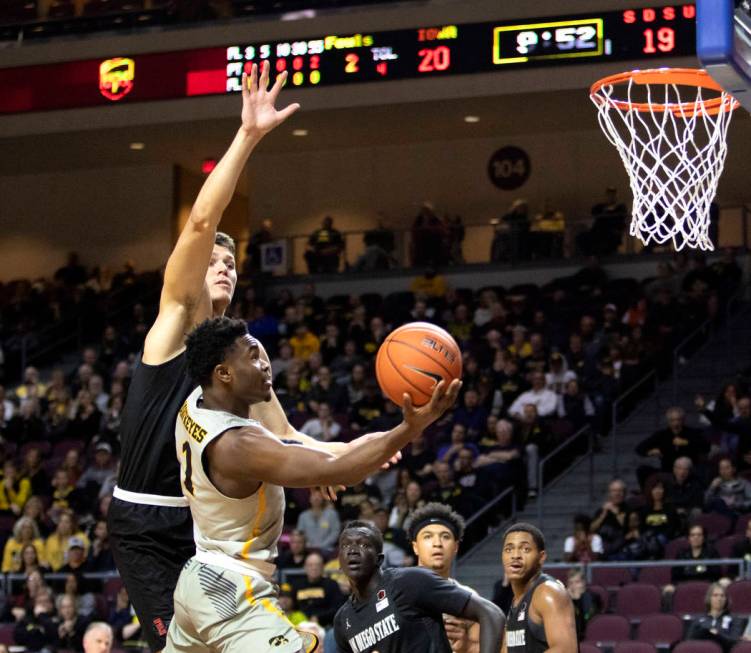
697, 0, 751, 111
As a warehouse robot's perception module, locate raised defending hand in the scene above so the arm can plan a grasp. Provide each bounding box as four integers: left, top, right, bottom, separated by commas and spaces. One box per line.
241, 61, 300, 137
402, 379, 462, 433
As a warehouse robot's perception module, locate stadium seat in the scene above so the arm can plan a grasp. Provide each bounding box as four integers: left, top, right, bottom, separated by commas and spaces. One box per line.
580, 644, 601, 653
53, 438, 85, 458
20, 440, 52, 458
0, 623, 14, 645
591, 567, 633, 588
637, 614, 685, 647
665, 537, 688, 559
614, 583, 662, 619
673, 641, 723, 653
614, 643, 657, 653
638, 566, 672, 586
672, 581, 711, 616
584, 614, 631, 645
735, 514, 751, 535
731, 643, 751, 653
692, 513, 732, 539
542, 566, 570, 584
589, 584, 610, 613
103, 577, 123, 601
727, 580, 751, 615
715, 534, 743, 558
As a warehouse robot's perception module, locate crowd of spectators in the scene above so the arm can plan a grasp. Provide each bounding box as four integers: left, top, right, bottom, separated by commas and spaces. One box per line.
0, 244, 742, 650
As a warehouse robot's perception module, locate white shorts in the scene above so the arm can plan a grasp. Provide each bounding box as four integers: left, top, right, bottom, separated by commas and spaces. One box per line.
165, 558, 317, 653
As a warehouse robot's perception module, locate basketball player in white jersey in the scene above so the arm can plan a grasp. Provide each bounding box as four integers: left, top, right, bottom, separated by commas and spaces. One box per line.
164, 317, 462, 653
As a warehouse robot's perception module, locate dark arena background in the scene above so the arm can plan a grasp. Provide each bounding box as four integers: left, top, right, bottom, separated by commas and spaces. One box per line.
1, 0, 751, 651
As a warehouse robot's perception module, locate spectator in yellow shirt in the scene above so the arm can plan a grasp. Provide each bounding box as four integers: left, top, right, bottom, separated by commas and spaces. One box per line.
45, 510, 89, 572
0, 461, 32, 515
290, 324, 321, 360
410, 268, 448, 299
1, 516, 46, 572
14, 366, 47, 401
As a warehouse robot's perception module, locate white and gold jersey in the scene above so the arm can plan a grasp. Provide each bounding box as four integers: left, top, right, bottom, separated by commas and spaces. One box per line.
175, 386, 284, 579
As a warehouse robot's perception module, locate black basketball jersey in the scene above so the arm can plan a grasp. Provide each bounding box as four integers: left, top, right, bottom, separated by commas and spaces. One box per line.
505, 573, 554, 653
333, 567, 472, 653
117, 351, 194, 497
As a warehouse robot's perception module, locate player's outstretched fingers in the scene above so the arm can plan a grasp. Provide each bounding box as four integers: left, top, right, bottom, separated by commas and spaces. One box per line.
260, 59, 270, 90
249, 63, 258, 94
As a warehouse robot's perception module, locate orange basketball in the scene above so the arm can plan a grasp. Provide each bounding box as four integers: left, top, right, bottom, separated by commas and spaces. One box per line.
375, 322, 462, 407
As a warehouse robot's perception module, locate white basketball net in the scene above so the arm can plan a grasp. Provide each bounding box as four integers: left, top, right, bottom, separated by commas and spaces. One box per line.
591, 72, 737, 251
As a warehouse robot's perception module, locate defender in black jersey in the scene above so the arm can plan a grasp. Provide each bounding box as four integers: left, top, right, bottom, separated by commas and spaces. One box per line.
108, 61, 301, 652
334, 522, 504, 653
410, 502, 480, 653
501, 523, 577, 653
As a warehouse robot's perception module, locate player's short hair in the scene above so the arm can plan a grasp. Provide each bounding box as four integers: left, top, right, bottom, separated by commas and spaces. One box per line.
215, 231, 236, 256
185, 317, 249, 387
502, 522, 546, 551
341, 520, 384, 552
409, 502, 466, 542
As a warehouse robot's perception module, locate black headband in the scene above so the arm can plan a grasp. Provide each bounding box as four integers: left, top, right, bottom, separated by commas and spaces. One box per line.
411, 516, 460, 541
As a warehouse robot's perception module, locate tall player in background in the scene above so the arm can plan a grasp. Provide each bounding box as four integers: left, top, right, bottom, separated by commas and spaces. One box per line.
108, 61, 306, 653
500, 523, 577, 653
166, 317, 462, 652
411, 502, 482, 653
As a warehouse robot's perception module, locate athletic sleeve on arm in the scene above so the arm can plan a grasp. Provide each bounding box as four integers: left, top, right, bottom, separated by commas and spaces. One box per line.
396, 567, 472, 617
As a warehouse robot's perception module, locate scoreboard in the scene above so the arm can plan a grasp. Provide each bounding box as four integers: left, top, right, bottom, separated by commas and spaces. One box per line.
0, 4, 697, 114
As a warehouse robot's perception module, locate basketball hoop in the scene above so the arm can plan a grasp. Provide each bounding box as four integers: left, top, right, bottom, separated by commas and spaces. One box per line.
590, 68, 739, 251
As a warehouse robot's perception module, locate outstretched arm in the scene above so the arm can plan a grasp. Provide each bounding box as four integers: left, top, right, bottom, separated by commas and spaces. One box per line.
460, 595, 505, 653
211, 380, 460, 488
143, 62, 299, 365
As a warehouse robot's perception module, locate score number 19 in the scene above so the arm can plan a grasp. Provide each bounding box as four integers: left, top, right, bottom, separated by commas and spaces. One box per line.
642, 27, 675, 53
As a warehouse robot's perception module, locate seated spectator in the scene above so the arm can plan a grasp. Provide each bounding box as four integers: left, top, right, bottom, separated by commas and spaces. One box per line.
372, 506, 411, 568
426, 461, 481, 518
21, 447, 51, 498
0, 460, 32, 516
672, 524, 720, 583
296, 489, 341, 556
640, 478, 680, 556
23, 496, 51, 537
452, 389, 488, 439
545, 353, 577, 395
474, 419, 522, 495
687, 583, 744, 652
577, 186, 627, 257
556, 379, 595, 430
338, 481, 382, 522
61, 573, 95, 618
278, 583, 308, 626
494, 356, 528, 410
300, 403, 342, 442
86, 519, 115, 572
704, 457, 751, 518
401, 435, 434, 480
14, 588, 57, 653
514, 405, 550, 498
388, 481, 424, 531
277, 530, 309, 572
567, 568, 602, 640
291, 552, 345, 628
453, 447, 492, 499
55, 593, 88, 650
109, 586, 143, 649
77, 442, 117, 499
668, 456, 705, 526
6, 398, 46, 445
563, 515, 604, 563
437, 424, 479, 467
508, 372, 557, 419
289, 323, 320, 360
2, 516, 46, 572
49, 468, 82, 523
60, 448, 84, 486
18, 543, 46, 575
304, 216, 344, 274
348, 380, 385, 432
45, 510, 89, 572
591, 479, 629, 558
83, 622, 114, 653
306, 366, 344, 413
67, 389, 102, 443
636, 406, 710, 486
410, 268, 448, 299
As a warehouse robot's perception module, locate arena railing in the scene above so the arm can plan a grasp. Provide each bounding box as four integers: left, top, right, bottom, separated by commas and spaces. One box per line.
543, 558, 751, 584
536, 425, 594, 525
